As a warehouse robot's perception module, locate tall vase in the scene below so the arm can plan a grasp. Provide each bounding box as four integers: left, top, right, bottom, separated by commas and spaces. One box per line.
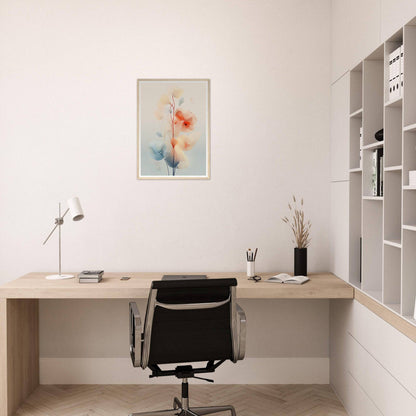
294, 247, 307, 276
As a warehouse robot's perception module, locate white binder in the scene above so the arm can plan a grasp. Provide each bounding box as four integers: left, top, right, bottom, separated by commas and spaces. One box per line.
400, 45, 404, 97
389, 47, 401, 101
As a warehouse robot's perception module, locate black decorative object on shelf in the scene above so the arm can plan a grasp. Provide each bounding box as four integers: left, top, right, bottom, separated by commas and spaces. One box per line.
375, 128, 384, 141
294, 248, 307, 276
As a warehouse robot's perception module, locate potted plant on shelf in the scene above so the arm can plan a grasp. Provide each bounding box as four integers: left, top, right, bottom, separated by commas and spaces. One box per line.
282, 196, 311, 276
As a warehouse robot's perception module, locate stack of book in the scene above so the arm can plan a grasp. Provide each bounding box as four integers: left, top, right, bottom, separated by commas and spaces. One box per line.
78, 270, 104, 283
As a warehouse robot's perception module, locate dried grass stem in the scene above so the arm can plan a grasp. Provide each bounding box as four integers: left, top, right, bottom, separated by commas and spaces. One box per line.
282, 195, 311, 248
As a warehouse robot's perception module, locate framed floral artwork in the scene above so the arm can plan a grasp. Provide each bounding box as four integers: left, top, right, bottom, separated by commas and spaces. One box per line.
137, 79, 210, 179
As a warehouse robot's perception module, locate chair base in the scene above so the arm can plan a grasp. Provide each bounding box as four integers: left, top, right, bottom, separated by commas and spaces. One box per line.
129, 396, 236, 416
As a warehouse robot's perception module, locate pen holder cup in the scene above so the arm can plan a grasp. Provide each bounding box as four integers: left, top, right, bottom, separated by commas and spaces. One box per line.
247, 261, 255, 278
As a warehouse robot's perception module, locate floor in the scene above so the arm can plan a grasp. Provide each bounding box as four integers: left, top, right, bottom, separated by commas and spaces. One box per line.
15, 384, 348, 416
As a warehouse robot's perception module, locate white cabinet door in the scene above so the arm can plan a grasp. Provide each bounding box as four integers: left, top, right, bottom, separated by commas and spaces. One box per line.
330, 181, 349, 281
331, 74, 350, 182
331, 0, 380, 82
330, 300, 416, 416
381, 0, 416, 41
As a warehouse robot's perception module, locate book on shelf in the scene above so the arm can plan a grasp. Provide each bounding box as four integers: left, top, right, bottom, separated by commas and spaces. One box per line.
371, 150, 378, 196
359, 126, 363, 168
371, 148, 384, 196
379, 148, 383, 196
400, 45, 404, 93
389, 45, 402, 101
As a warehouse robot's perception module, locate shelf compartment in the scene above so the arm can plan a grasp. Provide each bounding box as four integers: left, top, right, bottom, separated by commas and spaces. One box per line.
362, 200, 383, 294
384, 35, 403, 106
349, 117, 362, 170
403, 174, 416, 228
383, 244, 401, 306
349, 173, 362, 288
384, 106, 402, 167
402, 230, 416, 316
350, 64, 363, 114
384, 170, 401, 242
363, 58, 384, 147
402, 131, 416, 186
362, 144, 384, 198
362, 141, 384, 150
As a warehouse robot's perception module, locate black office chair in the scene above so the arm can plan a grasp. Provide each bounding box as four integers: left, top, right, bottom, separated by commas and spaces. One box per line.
129, 278, 246, 416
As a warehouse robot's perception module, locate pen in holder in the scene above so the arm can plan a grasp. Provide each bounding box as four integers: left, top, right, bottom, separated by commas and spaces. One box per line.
246, 248, 258, 278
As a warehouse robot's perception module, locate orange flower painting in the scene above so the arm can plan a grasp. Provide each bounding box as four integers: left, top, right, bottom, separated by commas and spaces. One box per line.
137, 80, 210, 179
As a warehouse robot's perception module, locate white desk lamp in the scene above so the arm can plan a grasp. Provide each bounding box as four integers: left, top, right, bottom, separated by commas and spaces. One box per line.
43, 197, 84, 280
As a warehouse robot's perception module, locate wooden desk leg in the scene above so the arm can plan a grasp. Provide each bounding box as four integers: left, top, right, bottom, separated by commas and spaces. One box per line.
0, 299, 39, 416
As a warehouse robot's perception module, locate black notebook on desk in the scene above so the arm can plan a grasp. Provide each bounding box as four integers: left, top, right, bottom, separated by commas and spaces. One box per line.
162, 275, 207, 281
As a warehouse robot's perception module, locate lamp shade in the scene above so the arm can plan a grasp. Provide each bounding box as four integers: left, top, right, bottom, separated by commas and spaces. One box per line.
67, 197, 84, 221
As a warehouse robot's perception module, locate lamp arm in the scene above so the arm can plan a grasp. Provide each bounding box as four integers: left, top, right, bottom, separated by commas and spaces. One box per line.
42, 208, 70, 245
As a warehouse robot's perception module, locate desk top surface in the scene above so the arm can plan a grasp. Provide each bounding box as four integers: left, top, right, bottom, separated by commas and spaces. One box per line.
0, 272, 353, 299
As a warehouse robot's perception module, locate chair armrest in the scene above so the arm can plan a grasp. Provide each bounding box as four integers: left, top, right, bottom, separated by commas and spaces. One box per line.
236, 303, 246, 360
129, 302, 142, 368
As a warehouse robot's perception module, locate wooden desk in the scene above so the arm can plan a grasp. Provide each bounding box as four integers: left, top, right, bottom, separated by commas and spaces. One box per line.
0, 272, 352, 416
0, 272, 353, 299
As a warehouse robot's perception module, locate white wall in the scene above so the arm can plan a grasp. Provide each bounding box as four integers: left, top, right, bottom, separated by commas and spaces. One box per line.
0, 0, 331, 281
39, 298, 330, 384
0, 0, 332, 383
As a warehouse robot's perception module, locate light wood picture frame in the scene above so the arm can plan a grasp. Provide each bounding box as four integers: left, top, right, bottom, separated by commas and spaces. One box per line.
137, 79, 210, 179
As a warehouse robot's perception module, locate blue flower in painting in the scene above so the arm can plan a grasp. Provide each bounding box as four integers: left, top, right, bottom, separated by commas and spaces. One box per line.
164, 146, 188, 169
149, 140, 167, 161
164, 149, 180, 168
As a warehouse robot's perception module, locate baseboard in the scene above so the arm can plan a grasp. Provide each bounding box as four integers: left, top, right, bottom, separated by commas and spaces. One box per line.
40, 357, 329, 384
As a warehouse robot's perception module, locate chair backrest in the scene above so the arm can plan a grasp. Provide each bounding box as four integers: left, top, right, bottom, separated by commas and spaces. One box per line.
141, 278, 238, 368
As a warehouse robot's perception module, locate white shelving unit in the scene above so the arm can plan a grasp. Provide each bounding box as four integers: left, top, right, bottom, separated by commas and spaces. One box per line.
348, 22, 416, 327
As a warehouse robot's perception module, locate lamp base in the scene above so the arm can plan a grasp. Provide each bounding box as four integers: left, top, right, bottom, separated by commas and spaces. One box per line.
45, 274, 74, 280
